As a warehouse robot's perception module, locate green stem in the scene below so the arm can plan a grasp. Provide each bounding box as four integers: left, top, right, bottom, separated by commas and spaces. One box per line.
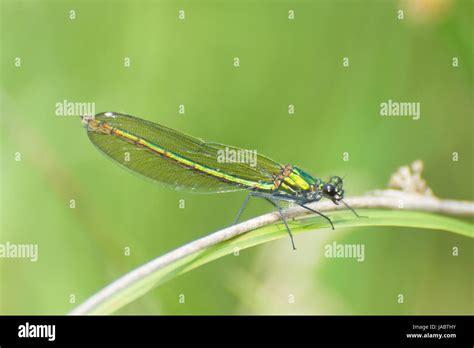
70, 204, 473, 315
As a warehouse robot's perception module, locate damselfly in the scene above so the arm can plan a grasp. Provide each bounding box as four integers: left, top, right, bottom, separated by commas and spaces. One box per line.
81, 112, 359, 249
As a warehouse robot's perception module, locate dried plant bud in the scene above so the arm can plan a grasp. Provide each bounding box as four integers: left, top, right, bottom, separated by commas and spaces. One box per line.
389, 160, 434, 196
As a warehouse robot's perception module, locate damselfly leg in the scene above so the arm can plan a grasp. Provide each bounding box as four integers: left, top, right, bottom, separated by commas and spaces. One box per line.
297, 203, 334, 230
232, 191, 296, 249
264, 198, 296, 250
232, 191, 336, 250
232, 192, 252, 225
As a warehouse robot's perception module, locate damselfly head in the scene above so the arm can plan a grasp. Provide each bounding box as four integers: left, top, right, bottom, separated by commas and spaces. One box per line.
321, 176, 344, 202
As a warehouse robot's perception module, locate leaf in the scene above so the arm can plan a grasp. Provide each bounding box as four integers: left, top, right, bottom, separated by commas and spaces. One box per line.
72, 209, 473, 314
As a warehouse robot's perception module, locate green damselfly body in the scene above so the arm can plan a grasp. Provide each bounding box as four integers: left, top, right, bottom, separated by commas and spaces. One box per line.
81, 112, 359, 250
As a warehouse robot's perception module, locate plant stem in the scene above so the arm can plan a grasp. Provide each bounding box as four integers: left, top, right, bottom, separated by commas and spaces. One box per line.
69, 190, 473, 315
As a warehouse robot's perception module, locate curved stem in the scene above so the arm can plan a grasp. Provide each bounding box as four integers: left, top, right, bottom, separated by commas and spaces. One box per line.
70, 190, 473, 315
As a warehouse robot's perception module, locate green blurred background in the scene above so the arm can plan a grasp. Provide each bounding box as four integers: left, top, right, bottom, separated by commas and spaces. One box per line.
1, 0, 472, 315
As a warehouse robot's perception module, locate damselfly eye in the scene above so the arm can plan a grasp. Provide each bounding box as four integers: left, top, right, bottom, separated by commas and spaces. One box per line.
323, 184, 333, 194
